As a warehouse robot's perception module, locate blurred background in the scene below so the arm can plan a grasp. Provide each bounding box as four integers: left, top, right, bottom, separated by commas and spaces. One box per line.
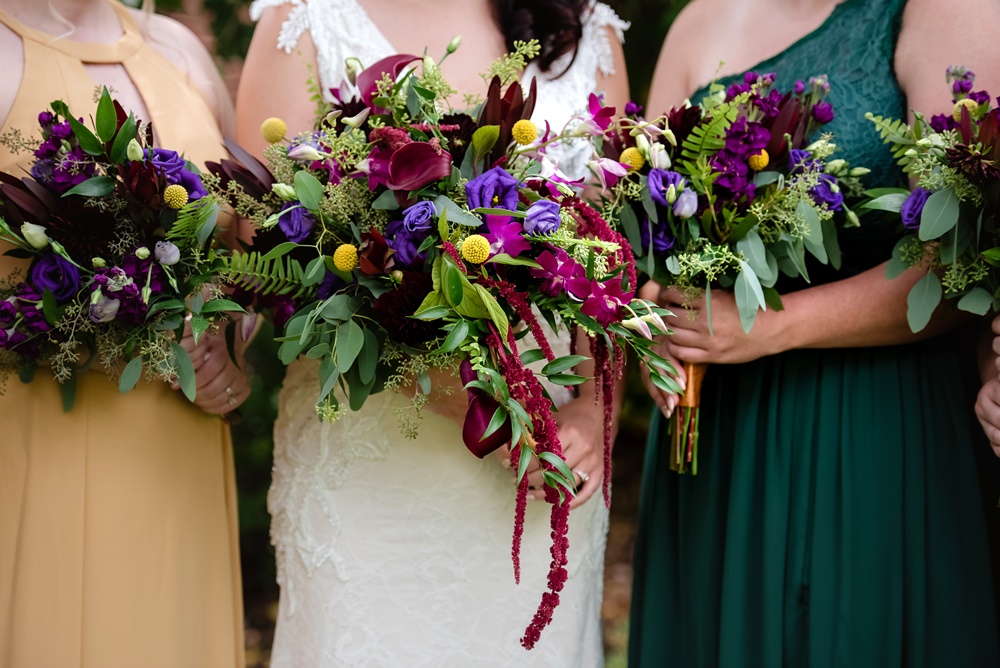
144, 1, 691, 665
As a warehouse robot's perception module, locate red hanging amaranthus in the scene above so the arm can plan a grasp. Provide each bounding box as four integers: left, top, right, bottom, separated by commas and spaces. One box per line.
589, 336, 622, 507
478, 274, 556, 363
486, 326, 572, 650
441, 240, 466, 269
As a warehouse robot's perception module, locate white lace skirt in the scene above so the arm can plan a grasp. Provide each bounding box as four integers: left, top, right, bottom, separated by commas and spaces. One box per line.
268, 360, 609, 667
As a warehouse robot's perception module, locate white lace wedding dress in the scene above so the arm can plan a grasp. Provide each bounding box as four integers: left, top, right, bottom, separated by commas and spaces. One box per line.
248, 1, 628, 665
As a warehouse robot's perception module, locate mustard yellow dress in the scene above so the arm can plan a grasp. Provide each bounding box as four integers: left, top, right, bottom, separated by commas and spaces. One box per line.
0, 3, 244, 666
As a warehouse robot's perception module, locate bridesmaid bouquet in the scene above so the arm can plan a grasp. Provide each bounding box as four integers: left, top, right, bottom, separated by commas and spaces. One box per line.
866, 67, 1000, 331
0, 89, 239, 409
211, 41, 671, 647
601, 72, 868, 472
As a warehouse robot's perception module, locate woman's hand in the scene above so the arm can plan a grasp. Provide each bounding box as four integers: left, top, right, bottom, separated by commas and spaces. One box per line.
975, 377, 1000, 458
660, 287, 784, 365
175, 320, 250, 415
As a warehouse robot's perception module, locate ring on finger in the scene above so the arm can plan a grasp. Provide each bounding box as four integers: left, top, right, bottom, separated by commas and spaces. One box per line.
225, 386, 237, 406
574, 469, 590, 485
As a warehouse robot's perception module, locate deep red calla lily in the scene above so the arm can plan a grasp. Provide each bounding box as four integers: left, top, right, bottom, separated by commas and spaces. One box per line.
358, 227, 396, 276
357, 54, 421, 109
387, 142, 453, 192
460, 360, 512, 458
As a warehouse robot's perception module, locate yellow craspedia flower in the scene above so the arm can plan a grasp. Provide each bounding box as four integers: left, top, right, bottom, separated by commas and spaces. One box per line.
163, 184, 189, 210
953, 98, 979, 122
333, 243, 359, 272
748, 150, 769, 171
260, 117, 288, 144
620, 147, 645, 171
511, 119, 538, 145
461, 234, 490, 264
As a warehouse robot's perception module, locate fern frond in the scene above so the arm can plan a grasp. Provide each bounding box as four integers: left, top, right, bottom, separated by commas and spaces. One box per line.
165, 198, 218, 249
865, 112, 917, 166
681, 102, 741, 162
222, 251, 310, 297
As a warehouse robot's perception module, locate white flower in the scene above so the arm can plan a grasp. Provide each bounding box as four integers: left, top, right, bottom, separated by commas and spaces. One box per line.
288, 144, 324, 162
342, 108, 370, 129
135, 246, 150, 260
126, 138, 144, 162
446, 35, 462, 54
672, 189, 698, 219
20, 222, 49, 249
271, 183, 297, 200
154, 241, 180, 266
649, 143, 672, 170
89, 294, 121, 323
622, 316, 653, 340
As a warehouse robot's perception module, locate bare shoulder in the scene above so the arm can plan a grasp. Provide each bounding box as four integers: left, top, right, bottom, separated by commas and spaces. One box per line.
647, 0, 721, 112
0, 22, 24, 129
896, 0, 1000, 113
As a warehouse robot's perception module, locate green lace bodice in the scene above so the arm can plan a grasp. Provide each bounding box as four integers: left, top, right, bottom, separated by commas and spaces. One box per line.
690, 0, 910, 282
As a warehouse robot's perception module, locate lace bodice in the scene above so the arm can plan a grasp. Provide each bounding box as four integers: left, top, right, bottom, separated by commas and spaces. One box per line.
249, 0, 628, 180
690, 0, 909, 285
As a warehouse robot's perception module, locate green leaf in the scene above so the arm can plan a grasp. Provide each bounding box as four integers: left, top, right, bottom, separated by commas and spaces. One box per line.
862, 193, 908, 213
65, 114, 104, 156
335, 319, 365, 373
473, 207, 525, 218
294, 170, 325, 212
62, 175, 116, 198
317, 357, 339, 404
821, 217, 842, 270
519, 348, 547, 365
109, 113, 137, 163
433, 195, 483, 227
303, 256, 326, 287
618, 203, 642, 255
190, 315, 211, 345
640, 181, 659, 224
483, 405, 510, 439
906, 271, 942, 332
372, 188, 400, 210
199, 298, 244, 314
306, 343, 331, 359
547, 373, 589, 386
119, 356, 143, 393
358, 327, 380, 384
753, 171, 781, 187
95, 88, 117, 143
918, 189, 960, 241
262, 242, 299, 262
798, 201, 822, 245
146, 298, 186, 319
735, 229, 773, 284
442, 261, 465, 306
538, 451, 575, 484
957, 287, 992, 316
60, 372, 77, 413
473, 283, 509, 342
322, 293, 355, 322
762, 286, 785, 312
541, 355, 589, 376
406, 82, 422, 119
886, 236, 914, 279
347, 366, 377, 412
516, 441, 533, 483
735, 262, 765, 333
471, 125, 500, 166
41, 289, 59, 326
439, 319, 470, 353
487, 254, 542, 268
413, 304, 451, 320
170, 341, 197, 401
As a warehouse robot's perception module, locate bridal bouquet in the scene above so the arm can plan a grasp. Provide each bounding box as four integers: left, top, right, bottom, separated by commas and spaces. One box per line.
211, 41, 672, 647
0, 89, 238, 409
866, 67, 1000, 331
601, 72, 868, 473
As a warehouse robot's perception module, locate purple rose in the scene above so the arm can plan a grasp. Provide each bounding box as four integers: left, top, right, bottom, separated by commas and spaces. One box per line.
385, 219, 428, 268
647, 169, 685, 207
150, 148, 186, 180
277, 202, 316, 243
465, 166, 520, 212
812, 101, 835, 124
810, 174, 844, 211
523, 199, 562, 235
640, 219, 676, 254
29, 253, 80, 302
901, 187, 932, 231
402, 201, 437, 233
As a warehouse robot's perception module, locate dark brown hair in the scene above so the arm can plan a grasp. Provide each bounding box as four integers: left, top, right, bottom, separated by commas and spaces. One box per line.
491, 0, 590, 75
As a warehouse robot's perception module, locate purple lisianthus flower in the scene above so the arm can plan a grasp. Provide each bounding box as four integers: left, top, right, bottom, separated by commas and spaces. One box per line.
89, 294, 121, 323
901, 187, 932, 231
484, 217, 530, 258
812, 101, 835, 124
647, 169, 685, 207
29, 253, 79, 302
529, 249, 585, 297
402, 200, 437, 233
466, 166, 520, 212
150, 148, 185, 180
568, 277, 635, 327
810, 174, 844, 211
177, 168, 207, 200
523, 199, 562, 235
639, 220, 676, 254
385, 218, 429, 268
317, 271, 347, 300
277, 202, 316, 243
673, 188, 698, 219
724, 117, 770, 157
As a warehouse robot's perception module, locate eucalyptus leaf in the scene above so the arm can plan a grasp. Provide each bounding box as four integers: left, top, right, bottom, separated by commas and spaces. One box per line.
618, 203, 642, 255
119, 356, 143, 393
433, 195, 483, 227
262, 242, 299, 262
358, 327, 380, 384
885, 236, 913, 279
734, 266, 764, 334
821, 217, 842, 270
957, 287, 992, 316
862, 192, 908, 213
735, 229, 773, 283
317, 357, 339, 404
303, 256, 326, 287
335, 319, 365, 373
906, 271, 942, 332
918, 189, 960, 241
372, 188, 400, 210
294, 170, 325, 212
170, 341, 197, 401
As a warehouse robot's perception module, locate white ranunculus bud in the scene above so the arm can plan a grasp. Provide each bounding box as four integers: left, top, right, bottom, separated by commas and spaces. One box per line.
92, 257, 107, 268
154, 240, 180, 266
126, 138, 144, 162
271, 183, 297, 200
89, 294, 121, 323
648, 143, 671, 170
134, 246, 150, 260
20, 222, 49, 249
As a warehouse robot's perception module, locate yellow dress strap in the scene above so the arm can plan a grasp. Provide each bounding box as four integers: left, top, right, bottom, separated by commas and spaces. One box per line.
0, 0, 143, 64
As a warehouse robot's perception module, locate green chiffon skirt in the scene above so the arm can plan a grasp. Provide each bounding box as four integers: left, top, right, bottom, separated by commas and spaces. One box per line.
629, 333, 1000, 667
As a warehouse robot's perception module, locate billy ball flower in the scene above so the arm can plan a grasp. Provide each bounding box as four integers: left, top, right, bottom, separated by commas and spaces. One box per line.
953, 98, 979, 122
461, 234, 490, 264
260, 117, 288, 144
333, 243, 359, 272
511, 119, 538, 145
619, 147, 645, 171
163, 184, 189, 210
748, 150, 769, 171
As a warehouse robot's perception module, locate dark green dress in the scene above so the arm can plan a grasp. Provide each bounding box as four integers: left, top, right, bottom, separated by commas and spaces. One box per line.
629, 0, 1000, 665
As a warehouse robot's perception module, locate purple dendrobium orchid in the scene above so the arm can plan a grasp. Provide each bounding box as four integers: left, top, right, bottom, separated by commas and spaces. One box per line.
590, 158, 629, 191
568, 277, 635, 326
484, 217, 530, 258
529, 249, 585, 296
585, 93, 616, 134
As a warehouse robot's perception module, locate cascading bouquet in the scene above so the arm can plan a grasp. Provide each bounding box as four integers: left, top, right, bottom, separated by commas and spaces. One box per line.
866, 66, 1000, 331
600, 72, 868, 473
0, 88, 239, 408
210, 41, 673, 647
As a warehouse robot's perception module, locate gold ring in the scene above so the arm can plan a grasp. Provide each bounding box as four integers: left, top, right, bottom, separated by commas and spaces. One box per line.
225, 386, 237, 406
575, 469, 590, 485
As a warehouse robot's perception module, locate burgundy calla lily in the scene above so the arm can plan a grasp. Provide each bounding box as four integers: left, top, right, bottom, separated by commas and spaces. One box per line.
387, 141, 453, 192
357, 54, 421, 109
460, 360, 512, 458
